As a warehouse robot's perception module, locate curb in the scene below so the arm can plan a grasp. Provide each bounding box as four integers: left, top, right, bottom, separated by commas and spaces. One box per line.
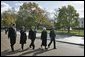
55, 40, 84, 46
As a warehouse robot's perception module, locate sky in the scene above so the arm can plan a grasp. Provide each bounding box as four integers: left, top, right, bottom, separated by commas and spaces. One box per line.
1, 1, 84, 19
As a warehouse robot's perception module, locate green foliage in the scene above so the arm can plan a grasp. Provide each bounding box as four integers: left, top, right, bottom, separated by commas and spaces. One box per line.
16, 2, 52, 29
54, 5, 79, 33
1, 10, 16, 27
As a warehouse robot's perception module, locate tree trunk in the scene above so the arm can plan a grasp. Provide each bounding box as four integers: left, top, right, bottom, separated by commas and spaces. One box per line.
68, 26, 70, 33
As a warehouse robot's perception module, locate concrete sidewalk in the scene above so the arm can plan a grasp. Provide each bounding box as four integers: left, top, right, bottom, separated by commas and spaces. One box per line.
55, 36, 84, 46
17, 31, 84, 45
1, 31, 84, 56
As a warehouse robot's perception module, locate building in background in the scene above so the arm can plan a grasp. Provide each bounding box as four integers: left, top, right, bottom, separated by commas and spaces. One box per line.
78, 18, 84, 28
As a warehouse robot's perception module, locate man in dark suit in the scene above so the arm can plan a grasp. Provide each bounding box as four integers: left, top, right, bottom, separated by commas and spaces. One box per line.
48, 28, 56, 49
8, 24, 17, 52
28, 27, 36, 50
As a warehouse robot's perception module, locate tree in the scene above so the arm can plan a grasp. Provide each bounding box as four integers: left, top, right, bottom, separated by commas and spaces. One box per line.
16, 2, 52, 29
55, 5, 79, 33
1, 10, 16, 27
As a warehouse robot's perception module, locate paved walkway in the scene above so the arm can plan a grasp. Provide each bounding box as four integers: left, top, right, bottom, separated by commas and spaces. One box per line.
17, 31, 84, 45
1, 31, 84, 56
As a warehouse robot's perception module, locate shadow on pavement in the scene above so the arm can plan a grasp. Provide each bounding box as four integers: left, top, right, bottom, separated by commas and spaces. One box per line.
79, 46, 84, 48
32, 48, 54, 56
1, 49, 20, 56
18, 48, 54, 56
1, 47, 29, 56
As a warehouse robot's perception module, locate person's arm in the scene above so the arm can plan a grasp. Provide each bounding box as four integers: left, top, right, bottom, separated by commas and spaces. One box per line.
41, 31, 43, 40
54, 31, 56, 38
25, 32, 27, 41
20, 30, 22, 34
15, 28, 17, 37
8, 28, 10, 39
28, 31, 31, 39
49, 31, 51, 37
46, 31, 47, 38
34, 31, 36, 38
5, 29, 7, 34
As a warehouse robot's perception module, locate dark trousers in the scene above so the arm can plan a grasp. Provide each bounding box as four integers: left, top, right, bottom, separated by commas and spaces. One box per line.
10, 37, 16, 52
21, 44, 24, 50
29, 39, 35, 49
48, 39, 56, 48
41, 40, 47, 49
41, 43, 47, 49
10, 44, 14, 52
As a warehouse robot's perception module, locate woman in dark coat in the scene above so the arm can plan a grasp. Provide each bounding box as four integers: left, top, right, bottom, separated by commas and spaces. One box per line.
28, 27, 36, 50
41, 27, 47, 49
20, 26, 27, 50
8, 24, 16, 52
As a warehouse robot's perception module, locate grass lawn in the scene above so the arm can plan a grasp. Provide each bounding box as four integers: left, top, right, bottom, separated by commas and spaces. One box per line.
56, 29, 84, 37
37, 29, 50, 33
37, 29, 84, 37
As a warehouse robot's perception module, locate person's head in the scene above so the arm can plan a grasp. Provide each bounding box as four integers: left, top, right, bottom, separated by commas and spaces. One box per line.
43, 27, 46, 31
31, 26, 35, 30
34, 26, 37, 31
29, 27, 32, 31
51, 27, 55, 30
12, 24, 15, 27
22, 26, 25, 30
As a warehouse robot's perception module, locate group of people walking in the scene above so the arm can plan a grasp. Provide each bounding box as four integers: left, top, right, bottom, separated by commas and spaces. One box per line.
6, 24, 56, 52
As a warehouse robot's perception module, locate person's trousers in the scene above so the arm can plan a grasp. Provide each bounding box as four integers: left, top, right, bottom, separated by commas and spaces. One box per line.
29, 39, 35, 49
10, 37, 16, 51
48, 39, 56, 48
10, 44, 14, 51
21, 44, 24, 50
